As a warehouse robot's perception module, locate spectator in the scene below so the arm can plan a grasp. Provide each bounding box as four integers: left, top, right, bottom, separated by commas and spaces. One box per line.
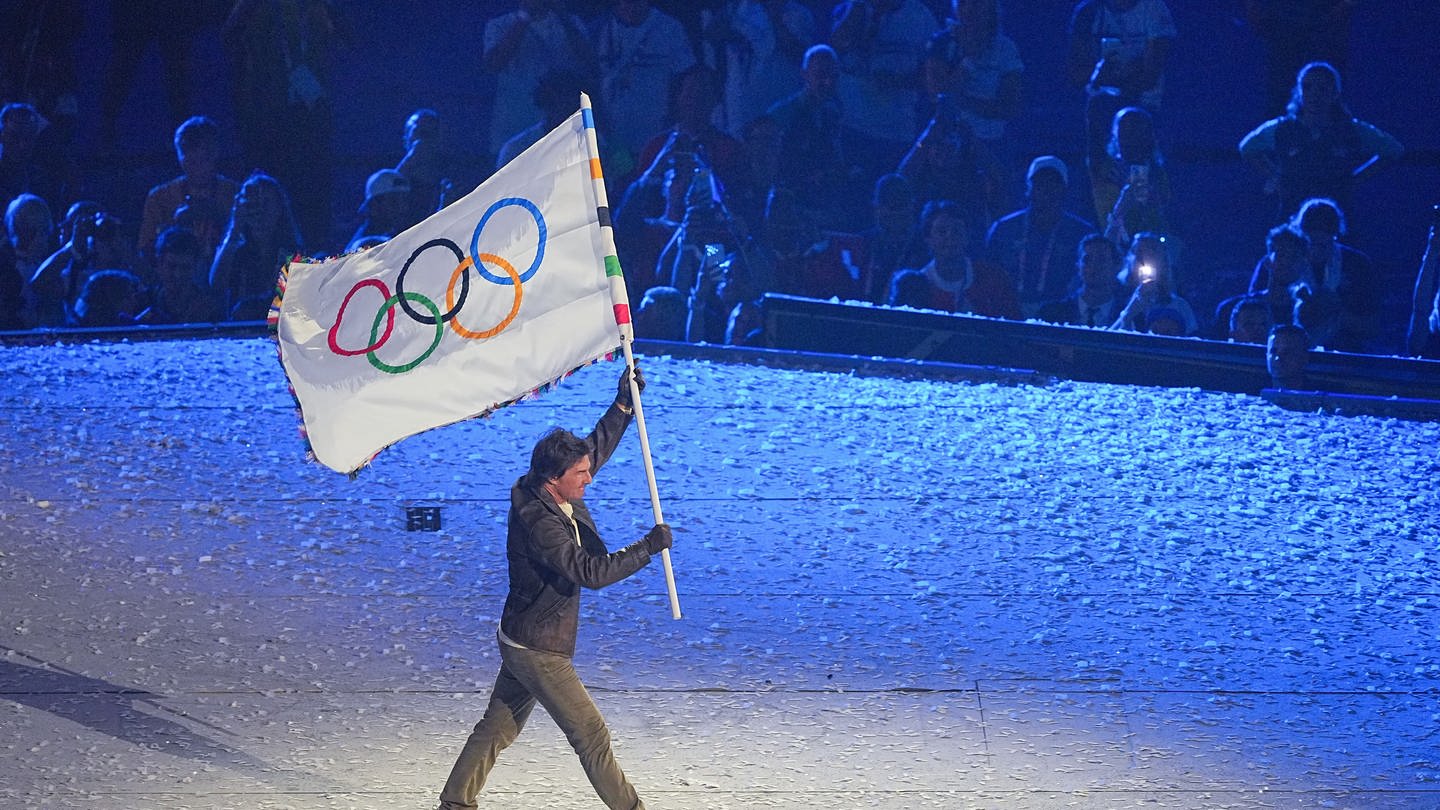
1111, 231, 1197, 335
395, 109, 455, 228
29, 207, 127, 327
1267, 322, 1310, 389
136, 116, 239, 270
1096, 105, 1169, 247
634, 284, 687, 341
225, 0, 341, 248
210, 172, 303, 321
5, 192, 53, 298
1407, 218, 1440, 359
1245, 0, 1353, 116
830, 0, 939, 177
0, 101, 70, 213
855, 173, 927, 304
1287, 197, 1378, 353
1238, 61, 1403, 221
986, 155, 1095, 316
1226, 295, 1273, 344
1215, 222, 1308, 340
764, 44, 855, 229
888, 199, 1018, 318
481, 0, 597, 164
596, 0, 696, 168
618, 67, 749, 293
922, 0, 1021, 182
1067, 0, 1176, 175
72, 269, 149, 328
147, 226, 221, 325
1039, 232, 1125, 327
658, 171, 749, 342
708, 0, 816, 135
897, 97, 995, 235
688, 186, 819, 342
347, 169, 414, 251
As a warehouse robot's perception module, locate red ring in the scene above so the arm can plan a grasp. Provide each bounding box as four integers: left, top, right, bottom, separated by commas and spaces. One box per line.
329, 278, 395, 356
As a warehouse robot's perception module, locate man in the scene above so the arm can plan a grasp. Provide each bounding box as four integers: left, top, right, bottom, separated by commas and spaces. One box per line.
346, 169, 413, 251
888, 199, 1018, 318
1267, 323, 1310, 389
136, 116, 238, 269
1038, 232, 1123, 328
765, 44, 851, 229
985, 155, 1095, 316
438, 366, 672, 810
1287, 197, 1378, 353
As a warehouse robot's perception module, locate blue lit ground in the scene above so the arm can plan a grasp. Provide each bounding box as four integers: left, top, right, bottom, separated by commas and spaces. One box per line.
2, 338, 1438, 809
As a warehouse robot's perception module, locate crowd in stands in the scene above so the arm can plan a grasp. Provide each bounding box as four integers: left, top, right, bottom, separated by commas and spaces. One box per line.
2, 0, 1437, 365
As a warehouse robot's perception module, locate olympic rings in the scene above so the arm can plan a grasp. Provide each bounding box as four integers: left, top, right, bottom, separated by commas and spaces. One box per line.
329, 278, 394, 356
396, 238, 469, 325
324, 194, 550, 375
447, 253, 524, 340
470, 198, 546, 285
366, 292, 443, 375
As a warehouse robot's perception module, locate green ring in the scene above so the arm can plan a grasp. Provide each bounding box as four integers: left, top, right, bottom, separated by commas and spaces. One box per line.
367, 292, 443, 374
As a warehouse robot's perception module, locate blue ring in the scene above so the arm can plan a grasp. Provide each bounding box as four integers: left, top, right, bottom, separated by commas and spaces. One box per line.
470, 197, 546, 285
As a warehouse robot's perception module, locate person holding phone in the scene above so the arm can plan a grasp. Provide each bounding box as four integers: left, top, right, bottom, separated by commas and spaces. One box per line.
1109, 231, 1197, 335
1066, 0, 1176, 182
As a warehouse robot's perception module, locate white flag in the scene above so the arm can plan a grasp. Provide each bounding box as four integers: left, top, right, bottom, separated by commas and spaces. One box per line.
274, 111, 622, 473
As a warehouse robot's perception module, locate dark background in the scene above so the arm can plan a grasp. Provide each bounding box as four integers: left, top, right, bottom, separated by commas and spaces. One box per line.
34, 1, 1440, 351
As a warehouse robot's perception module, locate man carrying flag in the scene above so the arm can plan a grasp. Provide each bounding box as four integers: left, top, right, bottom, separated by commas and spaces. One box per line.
437, 364, 672, 810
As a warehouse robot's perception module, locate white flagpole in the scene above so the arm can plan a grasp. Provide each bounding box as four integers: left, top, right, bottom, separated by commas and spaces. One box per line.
579, 93, 682, 619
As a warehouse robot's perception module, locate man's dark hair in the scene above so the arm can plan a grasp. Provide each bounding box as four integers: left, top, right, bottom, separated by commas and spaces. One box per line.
174, 115, 220, 152
1079, 232, 1120, 264
1230, 295, 1272, 331
919, 199, 966, 239
525, 428, 590, 489
1269, 323, 1309, 343
1265, 222, 1308, 253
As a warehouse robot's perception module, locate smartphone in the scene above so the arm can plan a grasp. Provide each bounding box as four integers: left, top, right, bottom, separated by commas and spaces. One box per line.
1137, 263, 1156, 284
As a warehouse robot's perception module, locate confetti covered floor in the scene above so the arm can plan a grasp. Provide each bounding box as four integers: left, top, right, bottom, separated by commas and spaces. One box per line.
2, 337, 1438, 809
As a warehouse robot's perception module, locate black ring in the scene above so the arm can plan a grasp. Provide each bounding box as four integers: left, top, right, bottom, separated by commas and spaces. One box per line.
395, 238, 469, 325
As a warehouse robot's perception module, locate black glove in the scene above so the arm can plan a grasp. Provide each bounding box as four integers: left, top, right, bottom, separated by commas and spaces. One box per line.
617, 364, 646, 407
642, 523, 672, 554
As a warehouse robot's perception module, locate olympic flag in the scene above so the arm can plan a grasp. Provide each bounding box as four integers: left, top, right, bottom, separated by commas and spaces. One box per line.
273, 110, 622, 474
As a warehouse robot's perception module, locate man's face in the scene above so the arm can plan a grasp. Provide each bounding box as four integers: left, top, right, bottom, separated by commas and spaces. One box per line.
804, 55, 839, 99
1079, 242, 1117, 290
926, 213, 968, 262
549, 455, 593, 504
1270, 239, 1307, 288
177, 138, 217, 177
156, 249, 199, 285
1027, 169, 1066, 210
1231, 306, 1270, 344
1267, 332, 1308, 385
1302, 226, 1337, 265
